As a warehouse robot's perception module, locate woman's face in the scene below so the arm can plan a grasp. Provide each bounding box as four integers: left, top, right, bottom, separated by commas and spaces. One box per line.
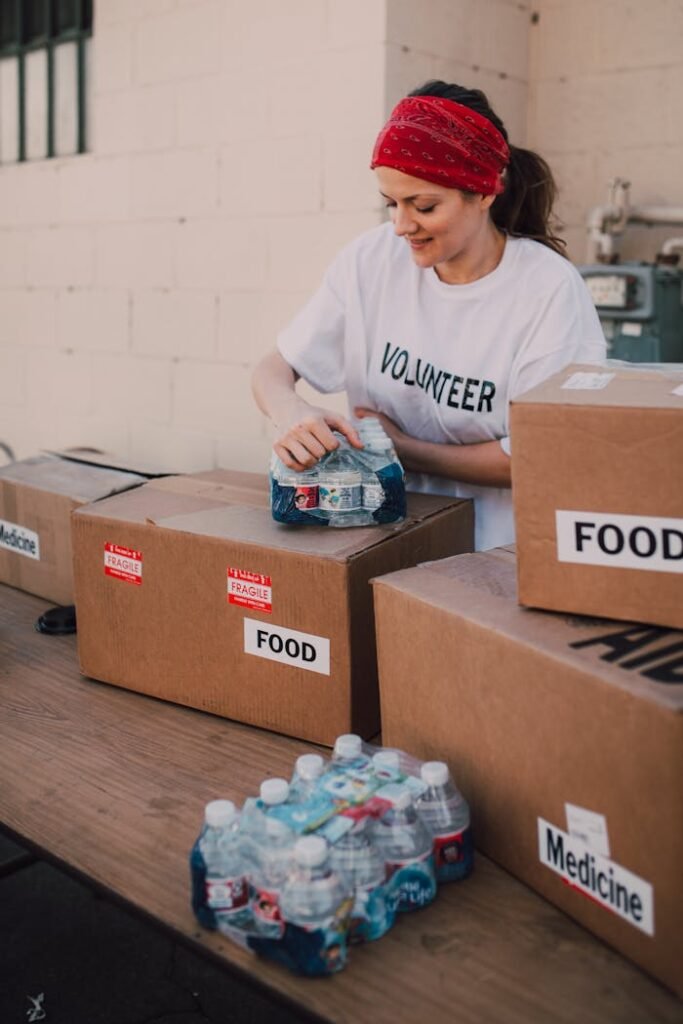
375, 166, 495, 276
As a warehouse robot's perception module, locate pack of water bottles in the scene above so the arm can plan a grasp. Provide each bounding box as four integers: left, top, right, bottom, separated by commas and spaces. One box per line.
270, 418, 407, 527
189, 734, 473, 977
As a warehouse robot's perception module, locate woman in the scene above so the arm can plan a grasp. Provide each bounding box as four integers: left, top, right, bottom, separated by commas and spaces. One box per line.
252, 81, 606, 550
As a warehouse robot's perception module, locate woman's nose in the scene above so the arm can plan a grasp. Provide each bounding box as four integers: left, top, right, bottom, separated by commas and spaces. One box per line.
392, 204, 417, 237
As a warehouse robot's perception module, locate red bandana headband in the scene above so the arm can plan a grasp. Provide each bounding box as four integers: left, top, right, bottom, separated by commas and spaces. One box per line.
370, 95, 510, 195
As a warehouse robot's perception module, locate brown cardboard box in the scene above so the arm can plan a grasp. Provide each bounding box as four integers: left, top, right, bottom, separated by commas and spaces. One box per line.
71, 470, 473, 745
0, 452, 151, 605
510, 363, 683, 629
373, 547, 683, 996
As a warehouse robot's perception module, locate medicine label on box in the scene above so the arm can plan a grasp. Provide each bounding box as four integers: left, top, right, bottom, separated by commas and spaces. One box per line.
538, 818, 654, 936
0, 519, 40, 560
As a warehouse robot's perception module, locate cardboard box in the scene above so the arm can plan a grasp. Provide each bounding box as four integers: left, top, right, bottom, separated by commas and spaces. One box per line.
71, 470, 474, 745
0, 451, 152, 605
373, 547, 683, 995
510, 363, 683, 629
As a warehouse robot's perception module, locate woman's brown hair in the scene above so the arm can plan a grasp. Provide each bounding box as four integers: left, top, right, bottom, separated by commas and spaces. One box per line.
409, 80, 567, 257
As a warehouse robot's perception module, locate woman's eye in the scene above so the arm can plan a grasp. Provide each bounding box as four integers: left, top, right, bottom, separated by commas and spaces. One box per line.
384, 200, 397, 209
416, 205, 435, 214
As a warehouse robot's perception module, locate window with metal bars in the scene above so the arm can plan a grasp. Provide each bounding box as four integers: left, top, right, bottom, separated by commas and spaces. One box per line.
0, 0, 92, 163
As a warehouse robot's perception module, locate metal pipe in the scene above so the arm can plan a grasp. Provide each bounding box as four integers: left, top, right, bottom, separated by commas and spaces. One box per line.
660, 237, 683, 257
627, 207, 683, 227
586, 179, 632, 263
586, 184, 683, 263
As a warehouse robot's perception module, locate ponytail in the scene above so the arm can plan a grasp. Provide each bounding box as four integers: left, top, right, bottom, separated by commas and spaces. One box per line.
493, 145, 567, 257
408, 80, 567, 257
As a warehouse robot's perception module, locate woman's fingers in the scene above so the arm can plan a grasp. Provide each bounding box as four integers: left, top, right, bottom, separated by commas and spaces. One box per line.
274, 438, 316, 471
324, 413, 364, 449
274, 407, 364, 469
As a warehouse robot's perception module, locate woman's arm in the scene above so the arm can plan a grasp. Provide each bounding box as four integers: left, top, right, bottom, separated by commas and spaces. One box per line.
355, 407, 511, 488
252, 349, 363, 472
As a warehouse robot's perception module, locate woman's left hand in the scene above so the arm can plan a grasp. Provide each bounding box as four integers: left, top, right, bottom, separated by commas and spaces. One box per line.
354, 405, 511, 487
354, 407, 406, 449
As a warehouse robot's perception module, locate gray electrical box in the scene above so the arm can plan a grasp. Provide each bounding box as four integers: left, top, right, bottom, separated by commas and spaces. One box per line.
578, 262, 683, 362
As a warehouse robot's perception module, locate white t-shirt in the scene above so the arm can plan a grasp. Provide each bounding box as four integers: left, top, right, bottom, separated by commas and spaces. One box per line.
277, 222, 606, 550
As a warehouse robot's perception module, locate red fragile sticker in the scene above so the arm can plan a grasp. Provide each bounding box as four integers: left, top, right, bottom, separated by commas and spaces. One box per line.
104, 542, 143, 585
227, 567, 272, 613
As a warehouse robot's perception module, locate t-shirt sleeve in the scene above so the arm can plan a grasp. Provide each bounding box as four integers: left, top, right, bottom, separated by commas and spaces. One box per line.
502, 264, 606, 449
276, 260, 347, 395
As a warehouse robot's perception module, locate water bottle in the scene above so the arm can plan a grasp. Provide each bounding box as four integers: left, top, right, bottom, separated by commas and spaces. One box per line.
279, 836, 352, 975
289, 753, 325, 803
371, 789, 437, 913
270, 455, 319, 524
416, 761, 474, 883
371, 749, 402, 783
356, 420, 406, 523
329, 817, 393, 942
331, 733, 370, 772
247, 779, 295, 938
316, 444, 367, 527
190, 800, 250, 932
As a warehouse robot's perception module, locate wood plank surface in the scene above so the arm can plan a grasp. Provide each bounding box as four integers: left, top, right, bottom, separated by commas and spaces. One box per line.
1, 583, 681, 1024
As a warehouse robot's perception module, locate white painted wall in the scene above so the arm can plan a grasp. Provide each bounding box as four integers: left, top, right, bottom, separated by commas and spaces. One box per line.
529, 0, 683, 262
385, 0, 531, 146
1, 0, 682, 471
0, 0, 387, 471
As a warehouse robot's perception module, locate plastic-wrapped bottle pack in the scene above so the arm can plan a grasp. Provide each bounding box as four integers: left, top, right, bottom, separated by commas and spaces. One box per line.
270, 419, 407, 527
189, 735, 474, 977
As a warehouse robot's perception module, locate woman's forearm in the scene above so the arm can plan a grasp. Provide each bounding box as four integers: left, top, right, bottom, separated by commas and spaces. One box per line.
396, 434, 511, 488
251, 349, 303, 427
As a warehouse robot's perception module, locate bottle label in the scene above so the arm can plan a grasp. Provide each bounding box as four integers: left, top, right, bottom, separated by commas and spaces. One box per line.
433, 826, 474, 881
362, 481, 384, 509
318, 483, 362, 511
348, 881, 393, 943
205, 875, 249, 912
293, 485, 318, 509
252, 885, 285, 939
266, 791, 337, 834
280, 895, 354, 976
386, 851, 437, 912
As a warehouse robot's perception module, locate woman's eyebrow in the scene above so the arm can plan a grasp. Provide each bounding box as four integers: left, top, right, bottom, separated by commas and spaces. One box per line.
378, 190, 440, 202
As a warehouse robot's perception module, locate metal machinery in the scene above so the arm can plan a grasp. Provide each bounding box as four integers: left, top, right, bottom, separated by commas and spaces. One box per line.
578, 179, 683, 363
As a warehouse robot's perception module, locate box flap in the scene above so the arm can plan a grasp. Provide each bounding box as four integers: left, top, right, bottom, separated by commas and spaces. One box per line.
73, 472, 469, 562
373, 549, 683, 713
45, 448, 173, 478
0, 453, 148, 503
511, 362, 683, 410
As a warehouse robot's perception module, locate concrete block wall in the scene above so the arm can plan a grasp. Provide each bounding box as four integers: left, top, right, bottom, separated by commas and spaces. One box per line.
0, 0, 387, 471
529, 0, 683, 262
385, 0, 532, 147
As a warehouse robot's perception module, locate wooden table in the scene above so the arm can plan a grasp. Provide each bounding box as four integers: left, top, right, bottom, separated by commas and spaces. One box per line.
1, 583, 681, 1024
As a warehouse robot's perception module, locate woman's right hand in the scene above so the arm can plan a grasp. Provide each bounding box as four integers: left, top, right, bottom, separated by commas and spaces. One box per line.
274, 401, 363, 472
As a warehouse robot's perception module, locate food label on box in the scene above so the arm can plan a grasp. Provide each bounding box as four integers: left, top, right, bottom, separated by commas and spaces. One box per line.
561, 371, 615, 390
227, 567, 272, 613
565, 803, 610, 857
556, 510, 683, 574
243, 618, 330, 676
0, 519, 40, 560
104, 542, 143, 585
538, 818, 654, 936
